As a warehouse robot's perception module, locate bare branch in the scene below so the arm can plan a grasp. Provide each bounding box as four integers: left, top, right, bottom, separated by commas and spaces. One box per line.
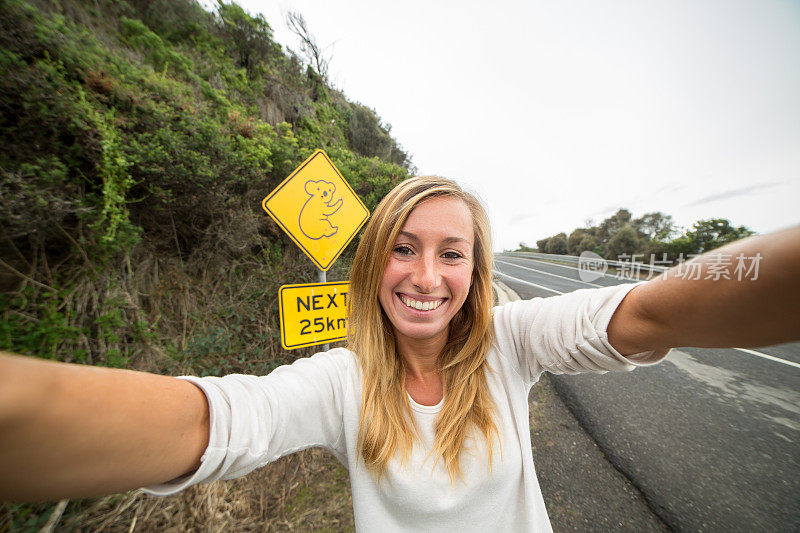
285, 10, 330, 80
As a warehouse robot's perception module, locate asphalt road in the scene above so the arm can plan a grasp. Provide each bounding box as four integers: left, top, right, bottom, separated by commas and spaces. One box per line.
494, 253, 800, 532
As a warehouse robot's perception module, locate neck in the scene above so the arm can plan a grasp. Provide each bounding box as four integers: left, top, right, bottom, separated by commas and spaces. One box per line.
396, 330, 447, 382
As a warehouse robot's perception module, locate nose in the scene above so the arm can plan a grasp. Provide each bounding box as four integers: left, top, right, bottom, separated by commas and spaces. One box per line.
411, 253, 440, 293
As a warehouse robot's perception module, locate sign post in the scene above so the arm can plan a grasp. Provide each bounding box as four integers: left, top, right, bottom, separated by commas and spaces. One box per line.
262, 149, 369, 350
317, 267, 328, 351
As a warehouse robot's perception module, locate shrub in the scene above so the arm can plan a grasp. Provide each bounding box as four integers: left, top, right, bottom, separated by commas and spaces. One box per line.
544, 233, 568, 255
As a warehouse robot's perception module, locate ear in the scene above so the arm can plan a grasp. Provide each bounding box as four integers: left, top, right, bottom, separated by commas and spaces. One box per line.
305, 181, 316, 194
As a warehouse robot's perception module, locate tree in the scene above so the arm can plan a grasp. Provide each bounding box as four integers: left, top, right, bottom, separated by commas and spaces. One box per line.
577, 235, 598, 254
567, 228, 588, 255
544, 233, 568, 255
686, 218, 755, 253
644, 236, 698, 263
605, 225, 640, 259
632, 212, 677, 241
536, 237, 550, 252
216, 1, 277, 77
286, 10, 331, 81
129, 0, 209, 43
596, 209, 632, 245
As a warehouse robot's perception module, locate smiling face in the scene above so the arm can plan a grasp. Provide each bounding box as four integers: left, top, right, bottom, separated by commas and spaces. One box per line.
378, 196, 475, 350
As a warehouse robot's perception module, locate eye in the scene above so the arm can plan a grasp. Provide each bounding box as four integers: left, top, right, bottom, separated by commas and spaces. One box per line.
393, 245, 413, 256
442, 251, 464, 260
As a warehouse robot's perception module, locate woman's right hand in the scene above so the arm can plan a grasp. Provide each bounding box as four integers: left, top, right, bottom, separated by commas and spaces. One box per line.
0, 352, 209, 502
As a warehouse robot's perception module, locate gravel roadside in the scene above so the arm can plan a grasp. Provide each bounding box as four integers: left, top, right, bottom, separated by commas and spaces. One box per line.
529, 374, 668, 532
494, 280, 668, 532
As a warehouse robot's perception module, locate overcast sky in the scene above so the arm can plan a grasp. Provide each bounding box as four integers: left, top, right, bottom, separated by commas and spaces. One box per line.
231, 0, 799, 251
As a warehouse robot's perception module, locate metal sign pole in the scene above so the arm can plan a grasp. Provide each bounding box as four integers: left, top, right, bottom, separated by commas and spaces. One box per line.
318, 267, 330, 352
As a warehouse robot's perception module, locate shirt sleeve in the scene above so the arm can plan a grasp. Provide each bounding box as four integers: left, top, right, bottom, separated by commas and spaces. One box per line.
142, 347, 352, 496
492, 282, 671, 385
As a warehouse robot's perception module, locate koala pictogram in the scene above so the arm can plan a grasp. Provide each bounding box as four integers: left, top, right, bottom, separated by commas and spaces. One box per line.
299, 180, 343, 240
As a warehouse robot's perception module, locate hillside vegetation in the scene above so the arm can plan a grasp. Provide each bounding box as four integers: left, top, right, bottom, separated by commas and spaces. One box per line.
1, 0, 410, 529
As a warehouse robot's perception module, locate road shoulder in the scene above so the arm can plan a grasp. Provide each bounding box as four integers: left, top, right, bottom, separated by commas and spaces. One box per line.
493, 280, 667, 531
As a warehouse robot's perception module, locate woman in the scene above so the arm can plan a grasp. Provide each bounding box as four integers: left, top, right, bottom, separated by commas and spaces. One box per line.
1, 177, 798, 531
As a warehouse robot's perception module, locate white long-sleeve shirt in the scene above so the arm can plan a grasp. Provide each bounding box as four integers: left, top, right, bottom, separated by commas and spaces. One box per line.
144, 283, 670, 531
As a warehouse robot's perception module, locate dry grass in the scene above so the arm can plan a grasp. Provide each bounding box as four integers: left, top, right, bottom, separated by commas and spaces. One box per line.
2, 449, 354, 532
1, 235, 358, 531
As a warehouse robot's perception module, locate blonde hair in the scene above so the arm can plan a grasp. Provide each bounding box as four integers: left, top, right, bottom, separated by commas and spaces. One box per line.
347, 176, 499, 483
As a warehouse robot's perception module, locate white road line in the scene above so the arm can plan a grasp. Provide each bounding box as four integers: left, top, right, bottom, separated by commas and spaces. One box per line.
497, 255, 584, 273
497, 254, 643, 282
497, 254, 580, 270
496, 259, 603, 288
492, 270, 562, 295
495, 266, 800, 370
733, 348, 800, 370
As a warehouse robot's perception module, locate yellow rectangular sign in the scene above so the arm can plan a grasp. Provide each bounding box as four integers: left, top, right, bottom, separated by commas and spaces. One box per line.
278, 281, 349, 350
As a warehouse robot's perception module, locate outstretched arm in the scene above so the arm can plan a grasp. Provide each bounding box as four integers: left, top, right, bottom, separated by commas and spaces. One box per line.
0, 353, 209, 502
607, 225, 800, 355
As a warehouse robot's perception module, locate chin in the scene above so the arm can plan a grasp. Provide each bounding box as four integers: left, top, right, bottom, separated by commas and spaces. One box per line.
394, 323, 449, 342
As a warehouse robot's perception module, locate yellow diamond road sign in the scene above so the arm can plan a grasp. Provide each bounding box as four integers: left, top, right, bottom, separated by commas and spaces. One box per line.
262, 150, 369, 271
279, 282, 349, 349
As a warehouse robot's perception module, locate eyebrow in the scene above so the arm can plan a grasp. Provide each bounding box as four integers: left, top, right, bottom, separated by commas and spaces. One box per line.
397, 230, 471, 246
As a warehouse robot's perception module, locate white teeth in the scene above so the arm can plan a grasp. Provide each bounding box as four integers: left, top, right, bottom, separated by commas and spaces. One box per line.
400, 296, 443, 311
